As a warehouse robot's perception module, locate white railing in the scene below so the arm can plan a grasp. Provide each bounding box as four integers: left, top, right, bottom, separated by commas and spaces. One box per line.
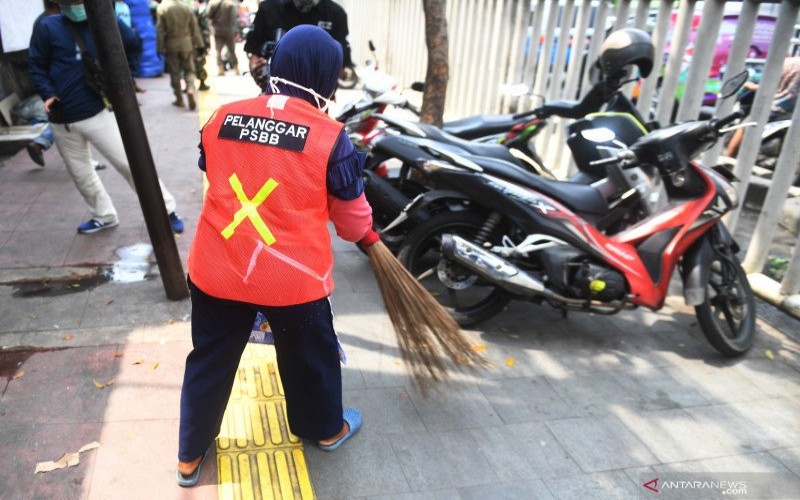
338, 0, 800, 315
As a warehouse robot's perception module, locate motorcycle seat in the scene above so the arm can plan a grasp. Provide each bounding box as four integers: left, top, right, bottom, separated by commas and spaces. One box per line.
465, 155, 610, 216
415, 123, 525, 167
443, 114, 525, 140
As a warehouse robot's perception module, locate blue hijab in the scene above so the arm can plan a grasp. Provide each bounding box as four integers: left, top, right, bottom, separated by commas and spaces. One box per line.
268, 25, 343, 107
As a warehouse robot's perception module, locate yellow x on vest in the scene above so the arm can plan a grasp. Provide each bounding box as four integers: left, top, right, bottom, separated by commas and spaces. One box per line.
221, 173, 279, 245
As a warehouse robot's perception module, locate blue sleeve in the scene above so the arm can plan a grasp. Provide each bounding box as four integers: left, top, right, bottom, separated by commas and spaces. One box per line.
118, 18, 142, 58
28, 22, 56, 101
326, 130, 365, 201
198, 141, 206, 171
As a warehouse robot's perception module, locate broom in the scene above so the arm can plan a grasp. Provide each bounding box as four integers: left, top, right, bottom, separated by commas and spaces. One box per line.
363, 239, 488, 387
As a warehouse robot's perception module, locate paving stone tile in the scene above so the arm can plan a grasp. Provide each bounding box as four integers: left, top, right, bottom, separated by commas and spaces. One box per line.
342, 386, 425, 435
88, 419, 218, 500
769, 447, 800, 476
0, 287, 89, 334
102, 341, 187, 422
408, 381, 503, 432
613, 407, 754, 463
730, 358, 800, 398
608, 365, 713, 410
0, 422, 102, 500
546, 415, 658, 472
695, 397, 800, 450
468, 422, 580, 481
0, 226, 76, 267
653, 451, 794, 473
543, 470, 640, 499
389, 430, 498, 491
367, 491, 460, 500
457, 479, 554, 499
478, 377, 576, 424
64, 226, 144, 266
305, 432, 411, 498
546, 372, 642, 417
0, 345, 118, 426
0, 202, 28, 231
81, 280, 190, 329
666, 361, 770, 404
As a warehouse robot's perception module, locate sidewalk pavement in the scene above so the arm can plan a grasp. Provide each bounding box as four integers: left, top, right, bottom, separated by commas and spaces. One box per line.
1, 72, 800, 500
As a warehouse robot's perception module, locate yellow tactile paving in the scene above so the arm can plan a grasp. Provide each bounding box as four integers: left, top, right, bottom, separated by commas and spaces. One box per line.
216, 343, 314, 500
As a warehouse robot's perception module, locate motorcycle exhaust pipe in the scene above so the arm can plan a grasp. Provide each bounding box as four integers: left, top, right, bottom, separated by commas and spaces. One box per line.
441, 234, 565, 301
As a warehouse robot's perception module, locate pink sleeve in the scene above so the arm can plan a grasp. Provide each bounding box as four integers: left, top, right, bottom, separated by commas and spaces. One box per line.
328, 193, 374, 243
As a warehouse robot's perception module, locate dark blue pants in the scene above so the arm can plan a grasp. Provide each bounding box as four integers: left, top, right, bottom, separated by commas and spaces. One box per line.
178, 279, 343, 462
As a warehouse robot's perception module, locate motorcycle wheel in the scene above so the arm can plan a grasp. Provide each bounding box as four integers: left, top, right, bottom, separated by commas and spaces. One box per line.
397, 211, 510, 326
338, 66, 358, 89
695, 251, 756, 356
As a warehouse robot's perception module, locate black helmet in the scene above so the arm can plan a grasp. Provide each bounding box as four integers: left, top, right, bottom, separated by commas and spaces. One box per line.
598, 28, 655, 80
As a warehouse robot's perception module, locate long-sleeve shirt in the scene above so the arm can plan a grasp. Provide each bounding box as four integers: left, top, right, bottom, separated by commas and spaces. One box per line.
244, 0, 352, 67
156, 0, 204, 53
28, 15, 142, 124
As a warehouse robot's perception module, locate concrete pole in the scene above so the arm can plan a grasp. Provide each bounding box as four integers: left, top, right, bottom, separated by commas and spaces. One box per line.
636, 0, 672, 120
674, 0, 725, 122
581, 0, 610, 97
83, 0, 189, 301
655, 0, 696, 126
702, 0, 759, 165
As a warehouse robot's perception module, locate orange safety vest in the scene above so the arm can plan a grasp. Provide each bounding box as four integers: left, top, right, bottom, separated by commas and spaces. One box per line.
188, 94, 343, 306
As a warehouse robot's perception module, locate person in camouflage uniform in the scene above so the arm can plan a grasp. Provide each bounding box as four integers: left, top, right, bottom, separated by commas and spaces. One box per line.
193, 0, 211, 91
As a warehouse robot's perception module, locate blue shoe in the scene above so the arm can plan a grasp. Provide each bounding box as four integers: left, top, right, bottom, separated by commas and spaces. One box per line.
318, 407, 363, 452
169, 212, 184, 233
176, 450, 209, 487
77, 219, 118, 234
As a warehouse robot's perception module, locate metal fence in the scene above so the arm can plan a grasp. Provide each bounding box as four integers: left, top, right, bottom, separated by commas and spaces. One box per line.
338, 0, 800, 313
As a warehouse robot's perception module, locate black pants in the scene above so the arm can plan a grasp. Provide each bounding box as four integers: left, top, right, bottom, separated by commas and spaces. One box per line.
178, 279, 343, 462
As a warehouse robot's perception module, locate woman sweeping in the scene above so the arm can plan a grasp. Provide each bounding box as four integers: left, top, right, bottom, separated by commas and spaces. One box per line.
176, 25, 379, 487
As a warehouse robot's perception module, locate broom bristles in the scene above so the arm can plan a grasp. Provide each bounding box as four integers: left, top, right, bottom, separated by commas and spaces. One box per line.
366, 240, 487, 387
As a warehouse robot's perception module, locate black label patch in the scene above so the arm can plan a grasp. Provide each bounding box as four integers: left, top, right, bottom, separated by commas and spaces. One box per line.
218, 113, 309, 152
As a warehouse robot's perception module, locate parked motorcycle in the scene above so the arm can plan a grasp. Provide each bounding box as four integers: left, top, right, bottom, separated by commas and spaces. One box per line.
365, 28, 657, 248
394, 71, 756, 357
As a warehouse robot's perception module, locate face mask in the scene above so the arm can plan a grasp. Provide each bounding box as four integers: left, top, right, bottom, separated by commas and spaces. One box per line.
61, 4, 87, 22
269, 76, 332, 112
291, 0, 320, 13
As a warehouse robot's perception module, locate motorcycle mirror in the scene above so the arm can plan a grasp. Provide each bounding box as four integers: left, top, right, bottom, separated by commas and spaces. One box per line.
502, 83, 530, 97
581, 127, 616, 143
719, 70, 749, 99
411, 81, 425, 92
368, 40, 376, 52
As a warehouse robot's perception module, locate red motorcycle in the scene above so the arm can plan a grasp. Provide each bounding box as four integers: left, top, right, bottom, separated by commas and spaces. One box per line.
395, 71, 756, 356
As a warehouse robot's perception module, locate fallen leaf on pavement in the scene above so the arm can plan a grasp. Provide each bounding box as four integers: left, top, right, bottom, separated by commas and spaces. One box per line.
114, 352, 123, 358
79, 442, 100, 453
471, 344, 487, 352
63, 335, 75, 341
34, 442, 100, 474
151, 362, 160, 371
93, 378, 116, 389
106, 300, 114, 305
12, 370, 25, 380
132, 359, 144, 365
28, 314, 36, 320
506, 358, 515, 367
765, 349, 775, 360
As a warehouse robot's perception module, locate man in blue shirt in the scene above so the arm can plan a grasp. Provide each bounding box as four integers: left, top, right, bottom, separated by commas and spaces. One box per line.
28, 0, 185, 234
